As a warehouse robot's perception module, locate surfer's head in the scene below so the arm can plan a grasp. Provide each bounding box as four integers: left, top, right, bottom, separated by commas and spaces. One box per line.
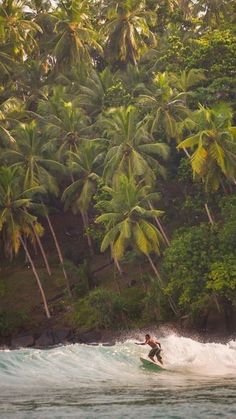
145, 334, 150, 340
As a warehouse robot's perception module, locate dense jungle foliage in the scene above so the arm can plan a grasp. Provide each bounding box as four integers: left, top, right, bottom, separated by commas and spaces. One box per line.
0, 0, 236, 336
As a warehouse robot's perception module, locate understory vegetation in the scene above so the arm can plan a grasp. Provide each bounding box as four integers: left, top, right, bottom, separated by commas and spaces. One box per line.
0, 0, 236, 338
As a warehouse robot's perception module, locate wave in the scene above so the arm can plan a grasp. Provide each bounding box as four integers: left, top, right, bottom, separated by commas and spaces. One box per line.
0, 335, 236, 389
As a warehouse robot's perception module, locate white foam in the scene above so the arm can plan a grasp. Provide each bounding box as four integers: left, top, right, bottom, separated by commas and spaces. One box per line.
0, 335, 235, 389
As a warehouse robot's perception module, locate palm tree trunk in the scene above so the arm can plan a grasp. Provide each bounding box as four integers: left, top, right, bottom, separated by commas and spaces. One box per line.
183, 147, 191, 158
183, 151, 215, 225
31, 221, 51, 276
204, 203, 214, 225
113, 267, 122, 294
43, 208, 72, 298
19, 236, 51, 319
146, 253, 179, 316
148, 201, 170, 246
114, 258, 123, 275
81, 211, 93, 255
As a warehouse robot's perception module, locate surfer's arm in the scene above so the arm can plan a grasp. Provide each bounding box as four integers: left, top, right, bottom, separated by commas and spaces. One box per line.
135, 342, 146, 345
155, 340, 161, 348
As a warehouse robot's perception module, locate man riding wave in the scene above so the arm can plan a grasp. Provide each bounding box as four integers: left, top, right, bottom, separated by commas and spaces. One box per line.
136, 334, 163, 365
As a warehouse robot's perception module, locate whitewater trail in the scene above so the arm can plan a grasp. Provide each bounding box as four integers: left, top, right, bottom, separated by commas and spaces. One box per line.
0, 335, 236, 389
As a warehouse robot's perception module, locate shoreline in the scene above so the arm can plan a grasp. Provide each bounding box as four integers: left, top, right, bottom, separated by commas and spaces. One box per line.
1, 322, 235, 350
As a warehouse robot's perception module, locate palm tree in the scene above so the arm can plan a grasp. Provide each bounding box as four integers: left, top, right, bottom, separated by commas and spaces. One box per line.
0, 0, 43, 60
78, 68, 118, 117
0, 97, 24, 146
178, 103, 236, 223
138, 72, 188, 141
0, 51, 18, 78
103, 0, 156, 67
169, 68, 206, 104
2, 121, 63, 193
101, 105, 169, 184
37, 88, 91, 162
62, 140, 105, 253
2, 120, 72, 295
96, 174, 178, 315
175, 0, 194, 19
193, 0, 233, 26
0, 166, 51, 318
51, 0, 102, 70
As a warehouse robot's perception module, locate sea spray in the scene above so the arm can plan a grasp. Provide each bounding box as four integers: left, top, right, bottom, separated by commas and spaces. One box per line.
0, 336, 236, 418
0, 335, 235, 389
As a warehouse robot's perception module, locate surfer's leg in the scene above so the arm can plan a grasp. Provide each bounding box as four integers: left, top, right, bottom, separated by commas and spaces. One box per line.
154, 348, 163, 364
157, 354, 163, 365
148, 348, 156, 363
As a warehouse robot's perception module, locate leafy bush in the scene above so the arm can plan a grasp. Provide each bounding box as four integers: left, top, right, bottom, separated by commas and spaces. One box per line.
162, 225, 219, 314
207, 256, 236, 302
74, 288, 126, 329
162, 218, 236, 317
0, 309, 28, 337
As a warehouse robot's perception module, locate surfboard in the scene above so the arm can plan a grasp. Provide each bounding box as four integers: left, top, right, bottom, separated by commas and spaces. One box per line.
140, 357, 166, 371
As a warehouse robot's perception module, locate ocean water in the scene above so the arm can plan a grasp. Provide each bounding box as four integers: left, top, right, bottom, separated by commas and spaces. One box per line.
0, 335, 236, 418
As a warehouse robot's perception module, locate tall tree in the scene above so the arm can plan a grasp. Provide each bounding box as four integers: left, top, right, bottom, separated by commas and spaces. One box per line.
62, 140, 104, 253
2, 121, 72, 294
178, 103, 236, 223
51, 0, 102, 70
103, 0, 156, 67
178, 103, 236, 192
101, 105, 169, 184
138, 72, 188, 141
37, 88, 91, 162
96, 175, 178, 314
0, 166, 51, 318
193, 0, 233, 27
2, 120, 63, 193
0, 97, 23, 146
0, 0, 42, 60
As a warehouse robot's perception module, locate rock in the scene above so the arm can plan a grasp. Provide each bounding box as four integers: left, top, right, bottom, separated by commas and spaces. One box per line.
11, 334, 35, 349
35, 328, 71, 348
77, 330, 102, 343
35, 330, 55, 347
53, 328, 71, 344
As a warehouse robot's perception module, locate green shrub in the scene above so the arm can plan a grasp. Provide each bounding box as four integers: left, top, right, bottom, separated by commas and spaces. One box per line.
74, 288, 126, 329
0, 309, 28, 337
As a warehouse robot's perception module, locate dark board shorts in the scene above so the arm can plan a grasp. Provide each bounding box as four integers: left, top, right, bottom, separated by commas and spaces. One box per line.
149, 347, 161, 358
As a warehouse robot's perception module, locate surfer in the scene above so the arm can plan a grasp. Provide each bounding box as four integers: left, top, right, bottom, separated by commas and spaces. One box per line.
136, 334, 163, 365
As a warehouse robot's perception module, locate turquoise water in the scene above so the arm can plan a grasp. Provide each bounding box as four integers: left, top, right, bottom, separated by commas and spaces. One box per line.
0, 336, 236, 418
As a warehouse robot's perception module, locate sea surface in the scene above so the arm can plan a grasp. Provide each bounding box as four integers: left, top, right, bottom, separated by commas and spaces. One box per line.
0, 335, 236, 418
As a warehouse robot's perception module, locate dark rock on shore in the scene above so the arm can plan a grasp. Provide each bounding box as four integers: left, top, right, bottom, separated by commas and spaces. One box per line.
11, 334, 35, 349
35, 328, 72, 348
76, 330, 102, 343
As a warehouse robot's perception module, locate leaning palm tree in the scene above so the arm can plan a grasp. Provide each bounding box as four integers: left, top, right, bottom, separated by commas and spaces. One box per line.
2, 120, 72, 295
62, 140, 105, 253
101, 105, 169, 185
178, 103, 236, 223
103, 0, 156, 67
96, 174, 178, 315
0, 166, 51, 318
